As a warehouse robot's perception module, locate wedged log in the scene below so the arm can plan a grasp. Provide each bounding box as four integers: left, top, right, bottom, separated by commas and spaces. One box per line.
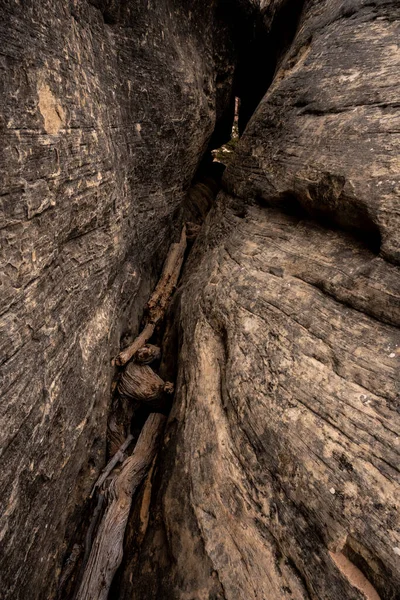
182, 162, 225, 224
146, 225, 187, 323
76, 413, 166, 600
107, 411, 134, 458
117, 2, 400, 599
118, 363, 166, 403
0, 1, 238, 594
115, 323, 155, 368
116, 226, 186, 366
91, 434, 134, 497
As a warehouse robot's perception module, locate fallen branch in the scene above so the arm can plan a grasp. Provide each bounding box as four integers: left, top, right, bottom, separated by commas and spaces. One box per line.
107, 413, 128, 458
147, 225, 187, 323
83, 494, 105, 566
115, 322, 155, 367
76, 413, 166, 600
115, 226, 186, 366
90, 434, 134, 497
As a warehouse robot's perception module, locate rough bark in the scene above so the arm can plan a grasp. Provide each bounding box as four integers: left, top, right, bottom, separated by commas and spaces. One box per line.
91, 434, 133, 497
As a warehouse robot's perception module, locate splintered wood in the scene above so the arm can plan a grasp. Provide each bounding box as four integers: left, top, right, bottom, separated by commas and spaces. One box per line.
116, 226, 186, 366
76, 413, 166, 600
90, 434, 134, 497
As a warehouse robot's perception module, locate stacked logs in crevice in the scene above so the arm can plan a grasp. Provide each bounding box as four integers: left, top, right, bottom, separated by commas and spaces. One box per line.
59, 165, 223, 600
74, 227, 188, 600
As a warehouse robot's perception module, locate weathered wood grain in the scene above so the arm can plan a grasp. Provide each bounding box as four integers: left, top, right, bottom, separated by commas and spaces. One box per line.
116, 226, 187, 366
76, 413, 166, 600
123, 200, 399, 600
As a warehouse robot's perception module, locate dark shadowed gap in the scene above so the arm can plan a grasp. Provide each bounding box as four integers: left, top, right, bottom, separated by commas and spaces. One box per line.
232, 0, 307, 134
57, 3, 313, 598
204, 0, 307, 171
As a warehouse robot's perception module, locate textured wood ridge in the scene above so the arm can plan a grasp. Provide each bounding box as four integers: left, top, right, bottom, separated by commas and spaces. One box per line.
76, 413, 166, 600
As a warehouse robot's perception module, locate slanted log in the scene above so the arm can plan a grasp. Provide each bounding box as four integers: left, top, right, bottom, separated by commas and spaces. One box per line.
146, 225, 187, 323
118, 363, 167, 403
76, 413, 166, 600
90, 434, 134, 497
116, 226, 186, 366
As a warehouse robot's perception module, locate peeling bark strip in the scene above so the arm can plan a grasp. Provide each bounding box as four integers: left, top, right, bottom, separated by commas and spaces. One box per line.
76, 413, 166, 600
116, 226, 187, 366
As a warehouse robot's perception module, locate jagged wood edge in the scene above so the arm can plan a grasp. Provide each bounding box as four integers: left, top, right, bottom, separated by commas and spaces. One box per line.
90, 433, 134, 498
76, 413, 166, 600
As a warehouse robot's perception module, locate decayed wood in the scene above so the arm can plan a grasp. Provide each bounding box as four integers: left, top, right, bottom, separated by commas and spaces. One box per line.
123, 205, 400, 600
90, 434, 134, 497
76, 413, 166, 600
136, 344, 161, 365
116, 226, 186, 366
107, 413, 127, 458
116, 323, 155, 367
186, 221, 201, 241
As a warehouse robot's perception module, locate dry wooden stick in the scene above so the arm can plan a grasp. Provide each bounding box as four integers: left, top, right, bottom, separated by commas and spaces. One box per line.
82, 493, 105, 568
90, 434, 134, 497
115, 322, 155, 367
147, 225, 187, 322
76, 413, 166, 600
116, 226, 186, 366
